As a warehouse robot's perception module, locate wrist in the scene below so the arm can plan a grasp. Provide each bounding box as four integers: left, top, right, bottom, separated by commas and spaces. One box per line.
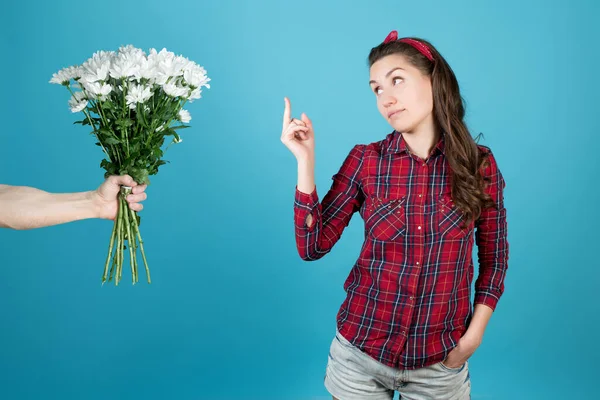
86, 190, 103, 219
297, 156, 315, 167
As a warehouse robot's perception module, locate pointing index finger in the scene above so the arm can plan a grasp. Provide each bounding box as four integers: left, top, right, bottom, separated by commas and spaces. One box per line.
283, 97, 292, 128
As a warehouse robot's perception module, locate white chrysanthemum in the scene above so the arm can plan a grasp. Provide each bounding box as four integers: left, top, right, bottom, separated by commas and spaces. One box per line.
110, 45, 145, 79
178, 109, 191, 123
143, 48, 161, 80
49, 66, 82, 85
182, 63, 210, 102
188, 87, 202, 101
80, 50, 114, 83
125, 84, 153, 109
173, 55, 192, 76
110, 59, 139, 79
183, 63, 211, 89
69, 91, 88, 113
82, 81, 113, 100
163, 82, 188, 97
136, 56, 155, 81
151, 48, 179, 85
118, 44, 146, 59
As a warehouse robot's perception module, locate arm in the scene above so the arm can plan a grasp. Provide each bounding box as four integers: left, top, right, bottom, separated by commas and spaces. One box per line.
473, 149, 509, 312
462, 303, 493, 346
464, 150, 509, 341
443, 150, 508, 368
279, 97, 364, 261
0, 175, 148, 230
294, 144, 365, 261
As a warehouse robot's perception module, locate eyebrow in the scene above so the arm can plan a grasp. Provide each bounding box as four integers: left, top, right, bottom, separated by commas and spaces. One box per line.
369, 67, 405, 85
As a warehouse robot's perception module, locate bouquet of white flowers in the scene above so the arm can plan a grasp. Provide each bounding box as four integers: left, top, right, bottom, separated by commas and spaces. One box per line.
50, 45, 210, 285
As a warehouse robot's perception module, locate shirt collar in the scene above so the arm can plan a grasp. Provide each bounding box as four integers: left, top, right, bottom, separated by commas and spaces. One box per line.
383, 131, 446, 158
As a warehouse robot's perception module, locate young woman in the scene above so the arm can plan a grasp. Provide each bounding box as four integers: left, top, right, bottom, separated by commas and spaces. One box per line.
281, 30, 508, 399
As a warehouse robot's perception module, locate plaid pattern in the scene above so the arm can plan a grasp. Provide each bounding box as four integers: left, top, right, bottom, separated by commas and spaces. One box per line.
293, 131, 508, 369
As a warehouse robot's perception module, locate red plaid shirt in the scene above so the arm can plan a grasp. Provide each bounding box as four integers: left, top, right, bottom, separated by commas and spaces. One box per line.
293, 131, 508, 369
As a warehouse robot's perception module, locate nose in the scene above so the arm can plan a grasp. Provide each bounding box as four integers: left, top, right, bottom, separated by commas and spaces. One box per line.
382, 94, 396, 108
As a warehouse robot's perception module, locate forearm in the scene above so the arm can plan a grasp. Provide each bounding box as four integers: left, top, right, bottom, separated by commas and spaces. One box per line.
297, 158, 316, 227
0, 185, 99, 230
465, 303, 493, 343
297, 157, 315, 194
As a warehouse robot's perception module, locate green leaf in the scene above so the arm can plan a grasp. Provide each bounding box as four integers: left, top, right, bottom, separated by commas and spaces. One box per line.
153, 148, 163, 158
130, 168, 150, 185
130, 142, 141, 154
117, 118, 134, 128
171, 125, 190, 130
104, 137, 121, 145
98, 128, 113, 136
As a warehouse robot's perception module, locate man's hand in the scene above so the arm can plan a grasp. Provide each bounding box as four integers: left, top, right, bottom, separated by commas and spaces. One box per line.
92, 175, 148, 220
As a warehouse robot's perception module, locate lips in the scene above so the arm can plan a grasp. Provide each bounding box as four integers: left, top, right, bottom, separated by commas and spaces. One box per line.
388, 110, 404, 119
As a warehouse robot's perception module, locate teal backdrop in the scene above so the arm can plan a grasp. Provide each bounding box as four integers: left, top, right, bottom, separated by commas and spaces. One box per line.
1, 0, 598, 398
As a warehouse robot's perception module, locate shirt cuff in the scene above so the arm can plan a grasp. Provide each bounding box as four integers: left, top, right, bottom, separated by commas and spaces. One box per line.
294, 186, 319, 231
474, 291, 500, 311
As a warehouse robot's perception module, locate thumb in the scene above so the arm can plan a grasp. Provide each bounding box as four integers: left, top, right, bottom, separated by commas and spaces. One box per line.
111, 174, 137, 188
301, 113, 312, 130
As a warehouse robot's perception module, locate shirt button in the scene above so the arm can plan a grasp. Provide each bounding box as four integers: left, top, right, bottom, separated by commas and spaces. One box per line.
417, 226, 422, 230
409, 296, 414, 300
416, 262, 420, 265
418, 194, 422, 198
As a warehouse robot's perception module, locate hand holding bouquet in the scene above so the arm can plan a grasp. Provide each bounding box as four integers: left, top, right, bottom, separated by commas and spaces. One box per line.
50, 45, 210, 285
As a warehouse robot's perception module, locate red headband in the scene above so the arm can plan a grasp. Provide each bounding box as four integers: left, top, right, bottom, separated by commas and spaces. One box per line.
383, 30, 434, 62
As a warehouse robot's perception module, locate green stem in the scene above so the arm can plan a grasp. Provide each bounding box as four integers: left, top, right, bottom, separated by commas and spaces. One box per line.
123, 197, 136, 285
94, 102, 123, 166
102, 217, 118, 284
128, 206, 151, 283
131, 217, 139, 283
121, 79, 130, 157
114, 197, 123, 285
155, 98, 188, 152
66, 86, 112, 163
118, 199, 125, 283
109, 248, 117, 282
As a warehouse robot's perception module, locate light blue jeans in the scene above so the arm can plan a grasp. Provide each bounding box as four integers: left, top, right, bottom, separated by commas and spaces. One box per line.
325, 330, 471, 400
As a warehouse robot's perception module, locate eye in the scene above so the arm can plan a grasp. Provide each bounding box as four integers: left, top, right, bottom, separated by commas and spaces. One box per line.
373, 86, 383, 95
393, 77, 403, 85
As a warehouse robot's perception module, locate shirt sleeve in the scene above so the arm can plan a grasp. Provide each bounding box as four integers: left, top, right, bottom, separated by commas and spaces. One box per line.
294, 144, 365, 261
474, 148, 509, 310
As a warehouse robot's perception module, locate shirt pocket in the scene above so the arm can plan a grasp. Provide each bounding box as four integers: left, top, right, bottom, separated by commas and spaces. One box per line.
364, 196, 407, 241
437, 194, 473, 240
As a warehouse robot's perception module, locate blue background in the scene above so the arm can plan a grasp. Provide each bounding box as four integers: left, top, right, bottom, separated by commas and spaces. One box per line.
1, 0, 598, 398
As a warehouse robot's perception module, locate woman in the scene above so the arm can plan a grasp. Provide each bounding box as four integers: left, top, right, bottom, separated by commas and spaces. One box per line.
281, 30, 508, 399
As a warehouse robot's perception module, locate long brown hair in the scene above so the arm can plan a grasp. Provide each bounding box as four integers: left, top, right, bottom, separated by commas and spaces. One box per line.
368, 38, 496, 226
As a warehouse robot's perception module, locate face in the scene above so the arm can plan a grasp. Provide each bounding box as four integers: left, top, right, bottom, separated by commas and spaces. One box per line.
369, 54, 434, 135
